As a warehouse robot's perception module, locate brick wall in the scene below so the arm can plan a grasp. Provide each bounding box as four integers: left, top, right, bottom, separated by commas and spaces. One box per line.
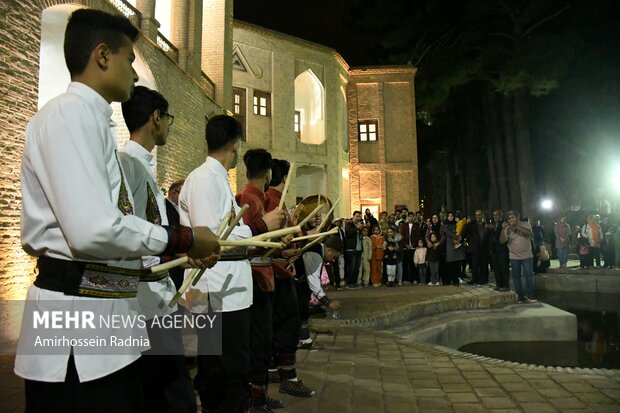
0, 0, 221, 300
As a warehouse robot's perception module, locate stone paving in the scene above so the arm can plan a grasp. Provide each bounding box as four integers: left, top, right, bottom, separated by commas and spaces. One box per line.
2, 282, 619, 412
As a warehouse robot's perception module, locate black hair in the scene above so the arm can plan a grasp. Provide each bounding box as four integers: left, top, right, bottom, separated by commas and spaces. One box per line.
269, 159, 290, 187
205, 115, 243, 152
243, 148, 273, 179
64, 9, 139, 77
408, 212, 415, 217
387, 241, 396, 248
121, 86, 169, 132
353, 210, 361, 216
168, 180, 184, 193
324, 236, 344, 253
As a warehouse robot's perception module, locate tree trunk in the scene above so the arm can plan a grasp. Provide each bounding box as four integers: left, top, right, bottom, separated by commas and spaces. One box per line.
446, 150, 453, 210
513, 87, 534, 218
483, 88, 499, 212
502, 93, 521, 212
486, 88, 509, 211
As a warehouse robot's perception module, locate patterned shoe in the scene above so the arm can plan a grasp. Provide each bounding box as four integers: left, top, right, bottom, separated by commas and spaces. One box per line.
266, 397, 285, 409
268, 369, 280, 384
248, 405, 273, 413
279, 379, 316, 397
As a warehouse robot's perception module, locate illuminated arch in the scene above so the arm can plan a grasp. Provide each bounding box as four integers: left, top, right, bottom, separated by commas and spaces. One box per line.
294, 69, 325, 145
39, 4, 157, 150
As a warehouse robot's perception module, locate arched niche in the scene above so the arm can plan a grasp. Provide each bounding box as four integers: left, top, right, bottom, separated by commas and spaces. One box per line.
39, 4, 157, 150
294, 69, 325, 145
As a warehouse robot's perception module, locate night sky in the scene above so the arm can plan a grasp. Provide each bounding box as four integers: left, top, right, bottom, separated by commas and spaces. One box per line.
234, 0, 376, 66
234, 0, 620, 216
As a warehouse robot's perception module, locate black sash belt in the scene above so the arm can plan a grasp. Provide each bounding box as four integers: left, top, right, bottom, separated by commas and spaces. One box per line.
35, 256, 142, 298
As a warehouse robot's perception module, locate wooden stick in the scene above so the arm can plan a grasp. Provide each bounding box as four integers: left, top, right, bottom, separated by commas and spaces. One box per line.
169, 205, 249, 307
216, 211, 232, 237
298, 204, 324, 229
221, 204, 250, 240
278, 162, 295, 210
316, 196, 341, 232
297, 231, 332, 255
291, 227, 338, 242
245, 225, 302, 242
219, 240, 282, 249
151, 256, 188, 273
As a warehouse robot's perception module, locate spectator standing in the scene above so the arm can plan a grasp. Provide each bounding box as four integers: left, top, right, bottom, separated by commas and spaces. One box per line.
414, 239, 428, 285
533, 219, 546, 249
554, 215, 571, 268
344, 211, 364, 288
400, 212, 420, 284
357, 226, 372, 287
442, 212, 464, 286
385, 227, 404, 286
384, 242, 399, 287
489, 210, 510, 291
582, 216, 603, 268
427, 233, 442, 285
613, 223, 620, 270
364, 208, 379, 228
499, 210, 537, 303
370, 225, 385, 286
463, 210, 491, 286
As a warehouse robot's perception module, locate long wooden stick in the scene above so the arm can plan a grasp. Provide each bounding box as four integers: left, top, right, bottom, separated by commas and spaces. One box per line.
219, 240, 282, 248
245, 225, 302, 242
169, 205, 249, 306
296, 231, 332, 256
216, 211, 232, 237
298, 204, 324, 229
316, 196, 341, 232
278, 162, 295, 210
291, 227, 338, 242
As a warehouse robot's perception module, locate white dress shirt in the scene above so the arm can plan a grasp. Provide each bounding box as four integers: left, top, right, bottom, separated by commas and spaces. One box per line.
179, 156, 252, 313
16, 82, 168, 382
121, 140, 177, 319
303, 246, 326, 300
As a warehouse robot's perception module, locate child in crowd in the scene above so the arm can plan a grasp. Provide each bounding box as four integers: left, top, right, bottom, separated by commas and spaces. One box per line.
384, 241, 399, 287
578, 236, 591, 269
370, 225, 385, 287
413, 239, 428, 285
427, 233, 441, 285
358, 226, 372, 287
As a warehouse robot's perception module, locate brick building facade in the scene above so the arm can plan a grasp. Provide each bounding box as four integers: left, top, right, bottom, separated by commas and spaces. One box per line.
0, 0, 418, 300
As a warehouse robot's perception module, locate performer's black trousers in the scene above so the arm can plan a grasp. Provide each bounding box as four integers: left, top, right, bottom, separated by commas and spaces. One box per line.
250, 280, 273, 384
140, 310, 196, 413
272, 277, 300, 356
195, 308, 251, 413
25, 355, 142, 413
295, 277, 311, 340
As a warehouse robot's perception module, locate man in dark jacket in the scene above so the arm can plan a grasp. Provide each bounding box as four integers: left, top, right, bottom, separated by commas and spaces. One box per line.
463, 210, 492, 285
344, 211, 363, 288
489, 210, 510, 291
399, 212, 420, 283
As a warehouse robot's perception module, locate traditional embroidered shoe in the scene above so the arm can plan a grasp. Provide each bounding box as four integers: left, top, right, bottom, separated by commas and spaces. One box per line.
266, 397, 285, 409
279, 380, 316, 397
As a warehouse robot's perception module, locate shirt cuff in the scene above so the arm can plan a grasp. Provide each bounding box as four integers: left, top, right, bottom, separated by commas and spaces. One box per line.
161, 225, 194, 256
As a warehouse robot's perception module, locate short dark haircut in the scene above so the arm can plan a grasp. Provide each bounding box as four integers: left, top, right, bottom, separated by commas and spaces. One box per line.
64, 9, 139, 77
269, 159, 290, 187
408, 212, 415, 217
206, 115, 243, 152
243, 148, 272, 179
324, 236, 344, 253
353, 210, 361, 216
387, 241, 396, 248
122, 86, 168, 132
168, 180, 184, 193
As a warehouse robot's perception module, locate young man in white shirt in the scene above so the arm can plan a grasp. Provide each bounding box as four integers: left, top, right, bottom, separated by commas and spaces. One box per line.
16, 9, 220, 412
180, 115, 276, 412
120, 86, 196, 413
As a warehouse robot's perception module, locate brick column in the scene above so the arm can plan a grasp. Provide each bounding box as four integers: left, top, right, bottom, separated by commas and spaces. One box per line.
171, 0, 189, 71
187, 0, 203, 79
201, 0, 233, 110
136, 0, 159, 41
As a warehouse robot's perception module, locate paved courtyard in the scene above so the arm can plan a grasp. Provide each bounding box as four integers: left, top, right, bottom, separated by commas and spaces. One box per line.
2, 275, 619, 412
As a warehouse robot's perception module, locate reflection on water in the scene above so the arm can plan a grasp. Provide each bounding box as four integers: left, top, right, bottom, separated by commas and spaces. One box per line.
459, 292, 620, 369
